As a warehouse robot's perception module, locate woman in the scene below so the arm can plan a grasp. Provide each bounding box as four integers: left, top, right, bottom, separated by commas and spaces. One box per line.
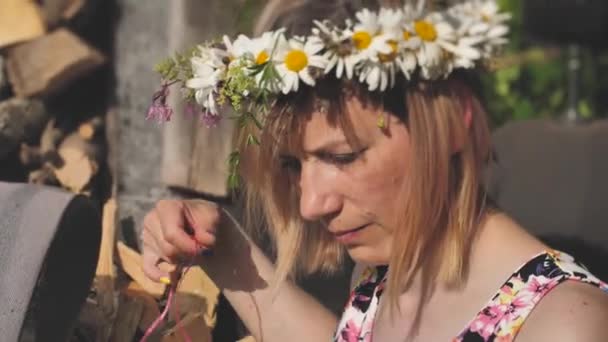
141, 1, 608, 341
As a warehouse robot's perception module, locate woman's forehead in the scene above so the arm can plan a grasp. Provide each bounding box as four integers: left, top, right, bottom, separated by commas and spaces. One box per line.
281, 100, 380, 154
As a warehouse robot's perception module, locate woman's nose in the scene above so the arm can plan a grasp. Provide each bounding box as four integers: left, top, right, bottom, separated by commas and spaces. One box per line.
298, 161, 342, 221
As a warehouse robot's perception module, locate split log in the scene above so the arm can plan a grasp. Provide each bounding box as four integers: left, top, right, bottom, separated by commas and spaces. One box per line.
41, 0, 86, 27
53, 119, 104, 193
78, 116, 104, 140
55, 133, 101, 193
28, 166, 59, 185
161, 312, 212, 342
19, 118, 65, 169
116, 241, 170, 298
0, 0, 46, 49
0, 98, 47, 159
122, 281, 161, 333
109, 291, 145, 342
171, 266, 220, 329
5, 28, 105, 98
94, 199, 118, 317
77, 297, 113, 342
0, 57, 9, 101
19, 143, 43, 167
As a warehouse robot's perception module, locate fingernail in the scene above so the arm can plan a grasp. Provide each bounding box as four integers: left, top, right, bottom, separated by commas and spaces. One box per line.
159, 276, 171, 285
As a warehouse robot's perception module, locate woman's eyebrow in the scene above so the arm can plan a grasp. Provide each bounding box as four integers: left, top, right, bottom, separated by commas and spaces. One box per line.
302, 139, 351, 154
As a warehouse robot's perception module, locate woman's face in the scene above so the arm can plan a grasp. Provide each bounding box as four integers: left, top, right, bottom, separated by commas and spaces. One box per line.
282, 95, 412, 265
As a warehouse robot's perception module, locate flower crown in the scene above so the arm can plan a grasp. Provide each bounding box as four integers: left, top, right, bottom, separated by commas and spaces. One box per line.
148, 0, 510, 187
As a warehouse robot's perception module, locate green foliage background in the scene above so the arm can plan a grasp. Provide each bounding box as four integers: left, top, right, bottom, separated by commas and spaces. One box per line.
482, 0, 608, 128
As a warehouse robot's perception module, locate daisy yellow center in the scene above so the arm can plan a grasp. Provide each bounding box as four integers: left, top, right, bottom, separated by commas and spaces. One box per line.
414, 20, 438, 42
352, 31, 372, 50
285, 49, 308, 72
378, 40, 399, 63
403, 30, 412, 41
256, 51, 269, 65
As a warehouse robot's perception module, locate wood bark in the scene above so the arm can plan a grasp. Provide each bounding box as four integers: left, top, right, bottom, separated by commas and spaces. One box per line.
5, 28, 105, 98
0, 98, 47, 159
41, 0, 86, 27
53, 119, 104, 193
0, 0, 46, 49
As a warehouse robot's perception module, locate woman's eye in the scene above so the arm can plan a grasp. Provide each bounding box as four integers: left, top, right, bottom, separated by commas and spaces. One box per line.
322, 149, 367, 165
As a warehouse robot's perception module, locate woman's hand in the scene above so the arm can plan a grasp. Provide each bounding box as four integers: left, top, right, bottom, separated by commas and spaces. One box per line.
140, 199, 220, 283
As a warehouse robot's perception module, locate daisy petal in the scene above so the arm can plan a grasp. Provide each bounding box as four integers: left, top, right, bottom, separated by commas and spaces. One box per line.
336, 59, 345, 78
488, 25, 509, 38
299, 69, 316, 86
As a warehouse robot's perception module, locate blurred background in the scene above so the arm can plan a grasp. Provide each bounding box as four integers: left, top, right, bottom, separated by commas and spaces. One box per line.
0, 0, 607, 341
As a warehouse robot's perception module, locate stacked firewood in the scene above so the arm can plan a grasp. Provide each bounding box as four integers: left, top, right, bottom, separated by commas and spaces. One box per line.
0, 0, 105, 193
1, 1, 246, 341
77, 198, 226, 342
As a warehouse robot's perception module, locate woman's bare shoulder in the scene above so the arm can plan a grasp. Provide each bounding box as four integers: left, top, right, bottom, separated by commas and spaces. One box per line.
516, 281, 608, 341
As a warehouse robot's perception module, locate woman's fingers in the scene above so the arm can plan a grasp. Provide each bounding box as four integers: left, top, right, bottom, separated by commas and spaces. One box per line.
141, 242, 169, 283
156, 200, 201, 255
140, 199, 223, 284
183, 200, 220, 247
143, 210, 181, 263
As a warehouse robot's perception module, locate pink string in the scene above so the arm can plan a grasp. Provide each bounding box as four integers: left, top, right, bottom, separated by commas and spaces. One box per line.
140, 205, 203, 341
140, 282, 175, 342
139, 265, 196, 342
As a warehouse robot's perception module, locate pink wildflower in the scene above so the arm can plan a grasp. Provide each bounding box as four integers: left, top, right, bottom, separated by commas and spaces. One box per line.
146, 84, 173, 122
200, 111, 221, 127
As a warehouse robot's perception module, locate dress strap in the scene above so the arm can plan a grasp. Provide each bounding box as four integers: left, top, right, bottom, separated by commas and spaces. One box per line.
456, 250, 608, 341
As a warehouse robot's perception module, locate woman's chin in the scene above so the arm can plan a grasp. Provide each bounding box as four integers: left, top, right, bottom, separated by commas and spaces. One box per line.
346, 244, 391, 266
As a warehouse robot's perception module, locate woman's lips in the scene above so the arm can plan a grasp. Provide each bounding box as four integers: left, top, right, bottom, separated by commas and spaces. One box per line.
333, 224, 369, 244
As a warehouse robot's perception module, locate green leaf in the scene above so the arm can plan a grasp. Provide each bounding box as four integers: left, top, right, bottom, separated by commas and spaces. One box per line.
578, 100, 592, 118
228, 173, 240, 189
246, 134, 260, 146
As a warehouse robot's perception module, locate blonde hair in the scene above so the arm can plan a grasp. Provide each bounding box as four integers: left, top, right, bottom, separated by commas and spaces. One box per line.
239, 0, 493, 325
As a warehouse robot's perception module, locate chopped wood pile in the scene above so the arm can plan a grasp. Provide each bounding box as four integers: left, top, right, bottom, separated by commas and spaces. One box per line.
0, 1, 248, 341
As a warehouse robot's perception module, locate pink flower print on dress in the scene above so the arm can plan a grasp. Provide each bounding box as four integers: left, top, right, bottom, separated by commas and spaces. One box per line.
468, 304, 506, 341
340, 319, 363, 342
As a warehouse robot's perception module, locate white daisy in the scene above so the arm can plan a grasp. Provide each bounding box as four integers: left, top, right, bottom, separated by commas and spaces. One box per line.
226, 30, 285, 93
186, 46, 228, 114
378, 7, 405, 37
352, 8, 382, 54
358, 60, 398, 92
275, 35, 329, 94
313, 20, 359, 80
451, 1, 510, 56
357, 7, 422, 90
229, 30, 284, 66
408, 12, 481, 79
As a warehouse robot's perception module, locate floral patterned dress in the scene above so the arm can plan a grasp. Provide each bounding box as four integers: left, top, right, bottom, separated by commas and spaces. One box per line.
334, 250, 608, 342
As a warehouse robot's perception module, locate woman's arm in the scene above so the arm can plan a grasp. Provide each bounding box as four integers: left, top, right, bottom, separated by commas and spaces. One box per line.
514, 281, 608, 341
200, 209, 339, 342
141, 200, 339, 342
